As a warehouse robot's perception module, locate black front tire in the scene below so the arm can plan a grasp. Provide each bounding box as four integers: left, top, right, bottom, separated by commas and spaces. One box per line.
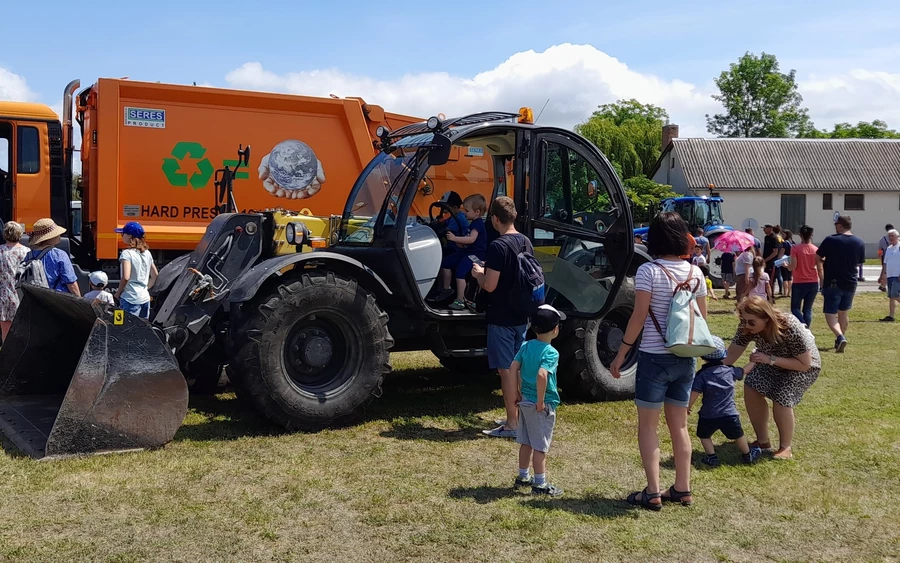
557, 279, 639, 401
227, 272, 393, 431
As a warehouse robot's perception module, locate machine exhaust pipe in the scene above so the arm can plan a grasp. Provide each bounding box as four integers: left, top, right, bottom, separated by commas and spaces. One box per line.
0, 286, 188, 459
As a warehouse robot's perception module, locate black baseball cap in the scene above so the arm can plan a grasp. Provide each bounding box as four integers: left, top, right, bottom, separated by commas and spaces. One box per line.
531, 304, 567, 334
442, 191, 463, 207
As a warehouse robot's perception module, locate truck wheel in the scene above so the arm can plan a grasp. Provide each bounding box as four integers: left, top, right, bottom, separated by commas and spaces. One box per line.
557, 279, 639, 401
227, 272, 393, 431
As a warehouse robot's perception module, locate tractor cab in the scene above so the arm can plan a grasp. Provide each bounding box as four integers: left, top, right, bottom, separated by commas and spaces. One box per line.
660, 196, 725, 231
331, 112, 634, 326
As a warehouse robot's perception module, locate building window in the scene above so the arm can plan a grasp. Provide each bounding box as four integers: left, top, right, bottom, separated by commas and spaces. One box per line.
671, 157, 675, 169
844, 194, 865, 211
17, 126, 40, 174
822, 193, 832, 210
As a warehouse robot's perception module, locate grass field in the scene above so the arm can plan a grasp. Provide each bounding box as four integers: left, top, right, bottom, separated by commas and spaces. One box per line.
0, 294, 898, 562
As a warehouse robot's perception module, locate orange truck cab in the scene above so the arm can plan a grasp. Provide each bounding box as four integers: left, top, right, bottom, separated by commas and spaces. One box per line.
0, 78, 442, 277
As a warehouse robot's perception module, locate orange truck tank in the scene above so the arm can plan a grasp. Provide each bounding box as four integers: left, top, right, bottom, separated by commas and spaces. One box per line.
78, 78, 424, 265
1, 78, 437, 273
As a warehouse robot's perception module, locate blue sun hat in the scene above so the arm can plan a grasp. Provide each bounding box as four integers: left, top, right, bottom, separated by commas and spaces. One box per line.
115, 221, 145, 238
702, 335, 727, 361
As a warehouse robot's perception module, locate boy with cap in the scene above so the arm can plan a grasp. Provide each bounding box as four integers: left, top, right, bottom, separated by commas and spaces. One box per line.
84, 271, 115, 306
512, 304, 565, 496
688, 336, 762, 466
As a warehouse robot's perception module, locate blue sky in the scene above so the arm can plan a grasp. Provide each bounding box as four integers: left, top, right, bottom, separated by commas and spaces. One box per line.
2, 0, 900, 135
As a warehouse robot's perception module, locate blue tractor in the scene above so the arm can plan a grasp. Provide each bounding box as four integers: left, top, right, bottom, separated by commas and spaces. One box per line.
634, 196, 734, 285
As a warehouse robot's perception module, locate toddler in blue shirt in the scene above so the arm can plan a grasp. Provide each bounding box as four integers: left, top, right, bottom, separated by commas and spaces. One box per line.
689, 336, 762, 466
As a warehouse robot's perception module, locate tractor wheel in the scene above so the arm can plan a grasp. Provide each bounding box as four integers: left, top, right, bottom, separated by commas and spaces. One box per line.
707, 233, 724, 288
437, 355, 491, 376
227, 271, 393, 431
557, 279, 639, 401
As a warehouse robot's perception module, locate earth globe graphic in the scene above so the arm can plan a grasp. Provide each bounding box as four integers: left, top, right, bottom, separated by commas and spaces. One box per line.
268, 140, 318, 191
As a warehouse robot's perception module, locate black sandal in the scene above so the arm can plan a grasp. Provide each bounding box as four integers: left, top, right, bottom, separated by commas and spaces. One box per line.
662, 486, 693, 506
626, 487, 662, 511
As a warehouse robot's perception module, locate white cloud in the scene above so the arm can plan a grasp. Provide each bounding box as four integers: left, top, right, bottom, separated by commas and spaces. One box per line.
224, 43, 900, 138
225, 44, 717, 137
801, 69, 900, 129
0, 67, 35, 102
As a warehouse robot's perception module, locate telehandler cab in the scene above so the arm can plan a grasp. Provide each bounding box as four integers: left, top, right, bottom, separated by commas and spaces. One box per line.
0, 109, 646, 457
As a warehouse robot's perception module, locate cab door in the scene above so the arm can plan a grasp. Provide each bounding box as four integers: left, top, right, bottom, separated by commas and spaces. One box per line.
0, 121, 13, 222
526, 131, 634, 319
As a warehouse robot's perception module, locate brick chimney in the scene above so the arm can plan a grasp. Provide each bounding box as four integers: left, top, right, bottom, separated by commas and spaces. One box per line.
662, 124, 679, 151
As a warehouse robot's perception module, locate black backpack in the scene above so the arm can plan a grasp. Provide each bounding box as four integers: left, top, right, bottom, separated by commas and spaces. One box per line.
506, 235, 546, 318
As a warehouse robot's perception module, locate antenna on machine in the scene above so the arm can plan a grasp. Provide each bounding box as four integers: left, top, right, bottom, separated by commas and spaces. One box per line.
535, 99, 550, 124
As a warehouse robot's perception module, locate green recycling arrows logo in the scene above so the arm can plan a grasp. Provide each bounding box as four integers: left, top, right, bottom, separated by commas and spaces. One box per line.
162, 142, 215, 190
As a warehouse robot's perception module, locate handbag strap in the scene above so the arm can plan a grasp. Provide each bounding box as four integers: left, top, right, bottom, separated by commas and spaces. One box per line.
647, 262, 701, 336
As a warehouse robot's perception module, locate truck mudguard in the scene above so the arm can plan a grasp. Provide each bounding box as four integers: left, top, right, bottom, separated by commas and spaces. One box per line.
227, 251, 393, 304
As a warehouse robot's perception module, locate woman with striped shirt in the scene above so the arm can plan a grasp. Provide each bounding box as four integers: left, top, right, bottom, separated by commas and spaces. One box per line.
611, 212, 708, 510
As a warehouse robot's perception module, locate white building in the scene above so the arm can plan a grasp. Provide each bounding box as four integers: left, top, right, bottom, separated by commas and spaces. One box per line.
651, 134, 900, 257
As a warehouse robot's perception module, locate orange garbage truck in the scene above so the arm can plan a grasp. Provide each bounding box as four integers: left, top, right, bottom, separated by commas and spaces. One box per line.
0, 78, 431, 278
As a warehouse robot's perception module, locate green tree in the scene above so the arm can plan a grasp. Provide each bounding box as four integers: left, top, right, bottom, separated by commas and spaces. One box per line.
706, 52, 811, 138
799, 119, 900, 139
575, 99, 669, 178
624, 175, 676, 224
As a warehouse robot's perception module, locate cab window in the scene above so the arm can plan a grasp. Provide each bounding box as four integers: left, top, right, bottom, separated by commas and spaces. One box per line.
541, 142, 615, 234
17, 126, 40, 174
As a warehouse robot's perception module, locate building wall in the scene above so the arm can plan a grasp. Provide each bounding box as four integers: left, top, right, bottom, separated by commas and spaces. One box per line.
714, 190, 899, 257
651, 150, 689, 193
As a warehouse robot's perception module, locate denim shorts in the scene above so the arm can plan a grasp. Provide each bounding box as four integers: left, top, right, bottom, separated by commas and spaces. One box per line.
635, 351, 696, 409
487, 324, 526, 370
822, 284, 856, 314
888, 277, 900, 299
696, 415, 744, 440
120, 298, 151, 319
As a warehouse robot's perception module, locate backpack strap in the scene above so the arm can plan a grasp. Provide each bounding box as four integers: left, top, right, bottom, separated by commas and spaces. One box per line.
647, 263, 701, 336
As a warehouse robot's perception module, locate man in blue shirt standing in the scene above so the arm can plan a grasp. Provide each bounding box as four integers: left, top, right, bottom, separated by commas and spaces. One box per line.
693, 228, 710, 262
816, 215, 866, 353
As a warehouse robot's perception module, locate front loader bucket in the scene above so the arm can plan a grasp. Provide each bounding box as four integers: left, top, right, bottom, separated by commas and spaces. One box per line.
0, 286, 188, 459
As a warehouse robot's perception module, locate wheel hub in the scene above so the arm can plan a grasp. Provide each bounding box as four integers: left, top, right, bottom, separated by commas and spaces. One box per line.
303, 335, 333, 368
598, 323, 624, 354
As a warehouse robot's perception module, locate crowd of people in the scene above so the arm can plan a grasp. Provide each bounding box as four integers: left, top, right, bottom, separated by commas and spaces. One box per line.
473, 205, 834, 506
0, 218, 157, 344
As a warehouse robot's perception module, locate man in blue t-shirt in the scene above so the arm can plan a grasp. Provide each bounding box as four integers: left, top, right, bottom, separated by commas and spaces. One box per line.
694, 228, 710, 261
816, 215, 866, 353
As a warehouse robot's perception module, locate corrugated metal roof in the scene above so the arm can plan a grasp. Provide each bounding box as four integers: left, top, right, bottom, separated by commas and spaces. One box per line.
669, 138, 900, 191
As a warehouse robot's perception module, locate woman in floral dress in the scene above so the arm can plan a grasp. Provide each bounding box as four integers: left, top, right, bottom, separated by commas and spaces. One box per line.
0, 222, 30, 342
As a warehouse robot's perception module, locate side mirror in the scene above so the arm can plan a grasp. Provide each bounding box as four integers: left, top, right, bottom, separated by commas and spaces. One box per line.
428, 133, 452, 166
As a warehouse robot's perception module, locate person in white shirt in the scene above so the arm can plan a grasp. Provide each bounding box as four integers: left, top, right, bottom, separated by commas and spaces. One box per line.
877, 229, 900, 322
691, 245, 707, 267
83, 271, 115, 306
113, 221, 158, 319
734, 247, 755, 303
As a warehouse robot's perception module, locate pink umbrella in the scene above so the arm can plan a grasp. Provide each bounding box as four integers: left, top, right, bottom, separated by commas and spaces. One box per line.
713, 230, 755, 254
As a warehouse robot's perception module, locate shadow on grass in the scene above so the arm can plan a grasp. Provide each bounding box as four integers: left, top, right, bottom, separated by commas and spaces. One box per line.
449, 486, 636, 518
449, 485, 520, 504
660, 442, 765, 470
521, 495, 635, 519
175, 365, 504, 443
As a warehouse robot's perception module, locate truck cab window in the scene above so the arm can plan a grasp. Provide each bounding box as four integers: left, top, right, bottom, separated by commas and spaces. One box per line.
17, 126, 40, 174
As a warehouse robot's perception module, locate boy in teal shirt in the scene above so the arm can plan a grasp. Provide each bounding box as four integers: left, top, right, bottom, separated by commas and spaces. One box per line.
512, 304, 565, 496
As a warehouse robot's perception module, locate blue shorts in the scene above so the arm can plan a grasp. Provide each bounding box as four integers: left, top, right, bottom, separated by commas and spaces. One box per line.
888, 277, 900, 299
822, 284, 856, 314
487, 324, 526, 371
441, 251, 482, 280
120, 298, 150, 319
634, 351, 695, 409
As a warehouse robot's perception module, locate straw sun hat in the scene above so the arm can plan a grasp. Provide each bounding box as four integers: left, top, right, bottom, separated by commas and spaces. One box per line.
30, 218, 67, 246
